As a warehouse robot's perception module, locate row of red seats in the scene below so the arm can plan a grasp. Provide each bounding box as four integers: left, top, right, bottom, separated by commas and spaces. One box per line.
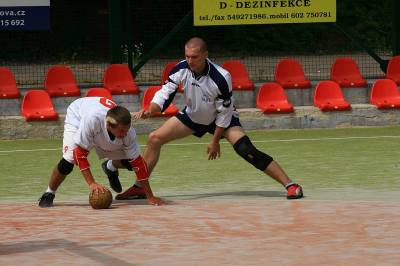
20, 86, 179, 121
257, 79, 400, 113
274, 57, 369, 89
229, 56, 400, 90
229, 56, 400, 89
259, 57, 367, 89
1, 56, 384, 100
0, 64, 141, 99
20, 78, 400, 122
161, 57, 367, 91
1, 61, 251, 97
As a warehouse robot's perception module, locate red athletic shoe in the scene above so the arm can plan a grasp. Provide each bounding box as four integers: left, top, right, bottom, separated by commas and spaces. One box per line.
286, 184, 304, 199
115, 185, 146, 200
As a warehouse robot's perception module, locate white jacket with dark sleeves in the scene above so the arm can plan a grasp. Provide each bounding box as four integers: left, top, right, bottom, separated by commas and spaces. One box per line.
151, 59, 235, 128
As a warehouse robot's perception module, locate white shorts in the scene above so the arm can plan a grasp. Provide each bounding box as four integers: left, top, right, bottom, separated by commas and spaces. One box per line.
62, 124, 131, 163
62, 124, 78, 163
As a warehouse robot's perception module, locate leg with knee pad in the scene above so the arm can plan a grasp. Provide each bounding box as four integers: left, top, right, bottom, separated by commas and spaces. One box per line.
233, 136, 273, 171
57, 158, 74, 175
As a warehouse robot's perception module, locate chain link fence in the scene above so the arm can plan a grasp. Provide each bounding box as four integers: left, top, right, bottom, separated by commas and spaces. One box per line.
0, 0, 393, 88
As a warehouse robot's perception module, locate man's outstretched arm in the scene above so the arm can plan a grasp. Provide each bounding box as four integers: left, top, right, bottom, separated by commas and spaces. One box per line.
129, 155, 166, 206
73, 146, 107, 193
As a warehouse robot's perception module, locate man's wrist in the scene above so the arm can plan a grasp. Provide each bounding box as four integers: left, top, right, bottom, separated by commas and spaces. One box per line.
210, 138, 220, 144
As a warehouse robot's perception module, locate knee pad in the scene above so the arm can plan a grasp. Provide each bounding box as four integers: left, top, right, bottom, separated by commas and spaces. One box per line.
120, 159, 133, 171
57, 158, 74, 175
233, 136, 273, 171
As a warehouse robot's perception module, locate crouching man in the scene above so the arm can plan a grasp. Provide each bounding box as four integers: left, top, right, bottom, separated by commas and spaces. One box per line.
38, 97, 166, 207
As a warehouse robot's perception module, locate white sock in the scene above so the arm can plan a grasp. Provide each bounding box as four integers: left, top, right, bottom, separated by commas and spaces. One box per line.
107, 160, 117, 172
134, 181, 142, 188
46, 186, 56, 194
285, 182, 295, 189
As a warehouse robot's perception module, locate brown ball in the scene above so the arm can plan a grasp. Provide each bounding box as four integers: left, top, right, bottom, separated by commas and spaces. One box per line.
89, 189, 113, 209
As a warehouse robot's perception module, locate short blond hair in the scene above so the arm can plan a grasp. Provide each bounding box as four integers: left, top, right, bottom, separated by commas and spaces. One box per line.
185, 37, 208, 52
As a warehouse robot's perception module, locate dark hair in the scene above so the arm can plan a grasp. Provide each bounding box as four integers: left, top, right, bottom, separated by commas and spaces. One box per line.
106, 106, 131, 127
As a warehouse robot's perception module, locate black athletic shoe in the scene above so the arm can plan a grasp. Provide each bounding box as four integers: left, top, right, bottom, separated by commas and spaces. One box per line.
38, 192, 55, 208
102, 161, 122, 193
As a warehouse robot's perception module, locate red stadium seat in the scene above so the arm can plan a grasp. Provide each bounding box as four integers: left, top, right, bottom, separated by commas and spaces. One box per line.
256, 83, 294, 113
313, 81, 351, 111
370, 79, 400, 109
21, 90, 58, 121
45, 65, 81, 97
386, 56, 400, 85
161, 61, 183, 92
274, 58, 311, 89
330, 57, 367, 87
142, 86, 179, 117
0, 67, 20, 98
86, 87, 113, 100
103, 64, 140, 95
222, 60, 255, 90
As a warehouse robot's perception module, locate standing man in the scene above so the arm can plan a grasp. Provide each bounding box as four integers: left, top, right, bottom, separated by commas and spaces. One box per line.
38, 97, 166, 207
115, 37, 303, 200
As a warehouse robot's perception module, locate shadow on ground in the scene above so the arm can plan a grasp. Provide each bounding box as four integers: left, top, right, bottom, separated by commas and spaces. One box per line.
0, 239, 136, 266
161, 190, 285, 200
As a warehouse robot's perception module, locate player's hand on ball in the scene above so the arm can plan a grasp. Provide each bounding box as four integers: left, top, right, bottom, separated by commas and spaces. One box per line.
147, 196, 167, 206
89, 182, 108, 194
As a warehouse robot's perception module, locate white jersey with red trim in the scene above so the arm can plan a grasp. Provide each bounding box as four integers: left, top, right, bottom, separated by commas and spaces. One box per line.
63, 97, 140, 160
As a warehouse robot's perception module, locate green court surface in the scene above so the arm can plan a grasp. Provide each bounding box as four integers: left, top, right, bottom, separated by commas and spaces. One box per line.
1, 126, 400, 202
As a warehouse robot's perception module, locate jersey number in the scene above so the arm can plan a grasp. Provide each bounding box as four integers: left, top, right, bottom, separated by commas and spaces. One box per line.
99, 97, 117, 108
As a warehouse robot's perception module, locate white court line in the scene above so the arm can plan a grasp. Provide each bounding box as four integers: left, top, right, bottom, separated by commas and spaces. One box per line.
0, 148, 60, 153
0, 135, 399, 153
166, 135, 400, 146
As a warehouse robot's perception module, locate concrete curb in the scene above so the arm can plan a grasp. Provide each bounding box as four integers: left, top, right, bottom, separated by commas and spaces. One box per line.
1, 104, 399, 140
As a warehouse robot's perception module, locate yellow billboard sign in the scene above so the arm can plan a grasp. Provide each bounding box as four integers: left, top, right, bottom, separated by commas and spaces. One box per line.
194, 0, 336, 26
